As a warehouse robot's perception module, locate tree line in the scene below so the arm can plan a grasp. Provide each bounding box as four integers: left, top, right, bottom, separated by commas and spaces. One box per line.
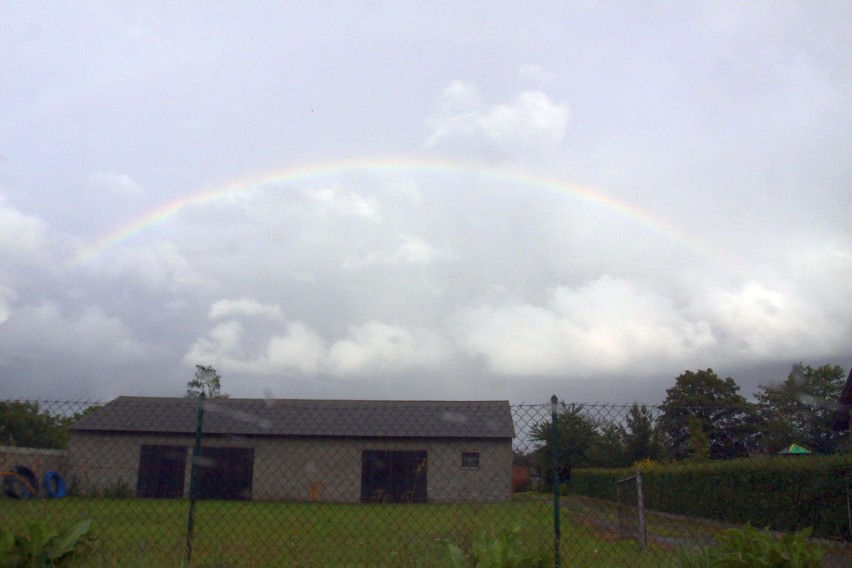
526, 363, 848, 479
0, 402, 99, 449
0, 365, 227, 450
1, 363, 847, 456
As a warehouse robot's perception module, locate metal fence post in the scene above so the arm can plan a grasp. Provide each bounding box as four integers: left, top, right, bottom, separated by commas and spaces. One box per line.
551, 395, 561, 567
185, 392, 206, 566
636, 470, 647, 553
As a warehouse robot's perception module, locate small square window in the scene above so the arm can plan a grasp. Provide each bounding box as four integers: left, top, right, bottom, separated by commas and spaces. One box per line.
461, 451, 480, 469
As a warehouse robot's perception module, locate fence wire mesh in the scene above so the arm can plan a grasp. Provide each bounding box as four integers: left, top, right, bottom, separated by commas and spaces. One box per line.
616, 472, 646, 551
0, 397, 850, 567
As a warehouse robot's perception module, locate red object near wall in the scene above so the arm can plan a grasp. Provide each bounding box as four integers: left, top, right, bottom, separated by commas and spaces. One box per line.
512, 464, 530, 491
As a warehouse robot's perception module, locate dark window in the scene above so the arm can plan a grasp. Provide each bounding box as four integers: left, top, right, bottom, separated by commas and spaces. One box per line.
195, 447, 254, 501
137, 445, 187, 498
360, 450, 427, 503
461, 451, 480, 469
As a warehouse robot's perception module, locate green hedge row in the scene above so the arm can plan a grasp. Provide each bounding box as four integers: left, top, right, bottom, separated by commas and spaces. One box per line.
566, 455, 852, 539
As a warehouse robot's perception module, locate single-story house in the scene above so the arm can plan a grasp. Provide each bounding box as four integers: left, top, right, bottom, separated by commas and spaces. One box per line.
68, 397, 514, 503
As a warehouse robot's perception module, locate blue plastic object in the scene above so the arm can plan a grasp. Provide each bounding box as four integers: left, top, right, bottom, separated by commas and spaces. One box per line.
43, 470, 67, 498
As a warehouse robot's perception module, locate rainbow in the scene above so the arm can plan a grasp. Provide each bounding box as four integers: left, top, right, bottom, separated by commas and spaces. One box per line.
67, 155, 728, 268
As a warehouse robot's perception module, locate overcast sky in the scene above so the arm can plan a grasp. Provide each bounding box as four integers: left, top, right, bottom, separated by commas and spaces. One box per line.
1, 2, 850, 404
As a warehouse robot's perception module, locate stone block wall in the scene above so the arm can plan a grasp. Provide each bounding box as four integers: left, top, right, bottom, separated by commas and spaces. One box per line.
67, 433, 513, 502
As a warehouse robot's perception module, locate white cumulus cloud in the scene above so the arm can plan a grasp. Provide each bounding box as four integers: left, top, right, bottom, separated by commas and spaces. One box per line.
0, 303, 150, 360
326, 320, 448, 376
697, 281, 844, 359
452, 275, 715, 376
184, 321, 249, 366
427, 81, 568, 154
304, 184, 380, 221
262, 322, 328, 375
343, 235, 455, 269
88, 241, 205, 292
209, 298, 283, 320
183, 318, 449, 378
0, 199, 52, 260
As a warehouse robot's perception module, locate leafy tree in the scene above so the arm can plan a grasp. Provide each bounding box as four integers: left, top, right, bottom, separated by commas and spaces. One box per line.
686, 415, 710, 461
62, 404, 102, 426
623, 403, 663, 464
755, 363, 846, 454
186, 365, 229, 399
587, 421, 627, 468
658, 369, 758, 460
0, 401, 69, 449
533, 403, 665, 472
531, 403, 599, 483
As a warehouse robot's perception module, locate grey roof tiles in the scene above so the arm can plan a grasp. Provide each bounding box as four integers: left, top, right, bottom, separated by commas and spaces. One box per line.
70, 397, 515, 439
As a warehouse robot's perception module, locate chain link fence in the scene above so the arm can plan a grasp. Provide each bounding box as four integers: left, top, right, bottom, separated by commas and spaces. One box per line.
1, 397, 850, 567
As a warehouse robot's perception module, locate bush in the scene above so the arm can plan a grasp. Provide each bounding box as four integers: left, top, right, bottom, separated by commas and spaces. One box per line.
677, 524, 824, 567
567, 455, 851, 538
444, 525, 548, 568
0, 519, 93, 567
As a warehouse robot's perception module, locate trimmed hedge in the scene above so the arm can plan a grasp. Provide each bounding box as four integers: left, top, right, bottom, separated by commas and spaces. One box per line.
567, 455, 852, 539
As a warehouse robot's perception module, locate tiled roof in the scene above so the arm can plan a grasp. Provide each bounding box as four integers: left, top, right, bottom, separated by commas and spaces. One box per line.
70, 397, 515, 439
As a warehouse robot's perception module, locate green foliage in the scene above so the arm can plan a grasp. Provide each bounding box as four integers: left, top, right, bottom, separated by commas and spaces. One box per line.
687, 416, 710, 461
444, 525, 547, 568
0, 402, 101, 450
677, 524, 824, 567
623, 403, 663, 464
532, 403, 599, 482
675, 544, 714, 568
0, 402, 67, 449
568, 455, 852, 539
186, 365, 229, 399
755, 363, 846, 454
2, 499, 623, 567
586, 421, 627, 468
659, 369, 759, 460
0, 520, 92, 567
533, 402, 665, 474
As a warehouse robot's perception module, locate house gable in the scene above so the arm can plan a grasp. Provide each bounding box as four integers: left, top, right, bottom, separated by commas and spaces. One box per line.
67, 397, 515, 503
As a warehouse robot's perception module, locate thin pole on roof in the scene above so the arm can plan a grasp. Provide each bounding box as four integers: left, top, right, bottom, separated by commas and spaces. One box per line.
185, 392, 206, 566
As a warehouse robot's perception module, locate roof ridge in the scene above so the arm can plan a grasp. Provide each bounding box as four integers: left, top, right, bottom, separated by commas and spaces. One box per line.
114, 396, 509, 404
70, 396, 516, 439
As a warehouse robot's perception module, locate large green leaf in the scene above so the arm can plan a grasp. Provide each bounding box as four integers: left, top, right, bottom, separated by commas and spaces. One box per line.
44, 519, 91, 561
24, 522, 57, 566
444, 542, 468, 567
0, 529, 17, 566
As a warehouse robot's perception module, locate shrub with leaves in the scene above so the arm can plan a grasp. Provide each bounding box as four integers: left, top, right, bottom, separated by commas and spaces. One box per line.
444, 525, 547, 568
569, 455, 850, 539
0, 520, 92, 567
632, 457, 659, 471
677, 524, 825, 568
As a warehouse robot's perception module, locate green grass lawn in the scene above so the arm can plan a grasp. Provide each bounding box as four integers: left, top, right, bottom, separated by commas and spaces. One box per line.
0, 495, 677, 567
